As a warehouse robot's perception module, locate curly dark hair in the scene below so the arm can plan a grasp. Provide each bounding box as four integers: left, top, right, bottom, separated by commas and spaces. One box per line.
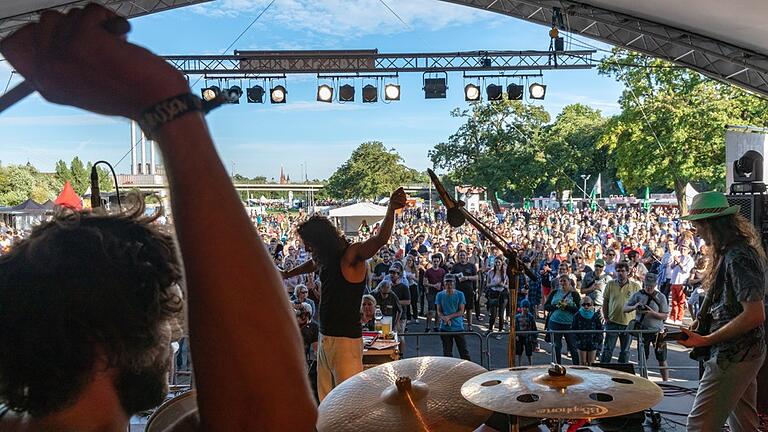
296, 215, 349, 268
0, 201, 182, 417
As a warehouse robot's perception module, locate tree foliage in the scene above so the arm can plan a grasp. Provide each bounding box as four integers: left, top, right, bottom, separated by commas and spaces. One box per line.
598, 49, 768, 209
325, 141, 422, 199
540, 104, 611, 195
0, 164, 59, 206
429, 100, 550, 210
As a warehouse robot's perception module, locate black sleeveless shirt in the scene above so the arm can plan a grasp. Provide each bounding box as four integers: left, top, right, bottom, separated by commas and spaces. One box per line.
318, 250, 366, 339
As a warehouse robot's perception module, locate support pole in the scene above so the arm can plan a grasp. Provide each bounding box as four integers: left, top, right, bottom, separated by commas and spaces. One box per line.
130, 121, 137, 175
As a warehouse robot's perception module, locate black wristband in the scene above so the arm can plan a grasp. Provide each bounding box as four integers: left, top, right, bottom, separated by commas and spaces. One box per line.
138, 93, 217, 139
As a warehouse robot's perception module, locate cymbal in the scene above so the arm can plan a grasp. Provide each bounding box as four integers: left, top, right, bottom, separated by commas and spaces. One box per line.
318, 356, 492, 432
461, 365, 663, 419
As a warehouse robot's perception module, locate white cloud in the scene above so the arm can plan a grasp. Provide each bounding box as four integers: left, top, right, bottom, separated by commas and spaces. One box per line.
190, 0, 501, 36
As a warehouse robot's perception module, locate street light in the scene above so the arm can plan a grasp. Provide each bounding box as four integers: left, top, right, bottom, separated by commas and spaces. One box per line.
580, 174, 591, 204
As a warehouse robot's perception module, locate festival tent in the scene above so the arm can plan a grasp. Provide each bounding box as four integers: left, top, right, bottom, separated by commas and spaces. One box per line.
0, 199, 48, 230
54, 181, 82, 210
328, 202, 387, 236
41, 200, 56, 211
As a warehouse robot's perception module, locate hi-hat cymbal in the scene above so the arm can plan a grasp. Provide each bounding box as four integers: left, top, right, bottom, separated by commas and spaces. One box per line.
461, 365, 662, 419
318, 356, 492, 432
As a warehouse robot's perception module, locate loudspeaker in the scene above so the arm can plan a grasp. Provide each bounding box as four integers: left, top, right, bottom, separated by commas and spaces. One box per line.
726, 193, 764, 231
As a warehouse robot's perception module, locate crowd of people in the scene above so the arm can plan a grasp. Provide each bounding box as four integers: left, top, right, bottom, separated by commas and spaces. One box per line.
251, 202, 712, 379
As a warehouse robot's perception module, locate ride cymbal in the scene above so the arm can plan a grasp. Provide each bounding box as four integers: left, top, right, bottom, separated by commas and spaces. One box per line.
461, 365, 662, 419
318, 356, 492, 432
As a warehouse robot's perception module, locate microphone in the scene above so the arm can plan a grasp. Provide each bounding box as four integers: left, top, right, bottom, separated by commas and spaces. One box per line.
90, 166, 101, 209
427, 169, 466, 227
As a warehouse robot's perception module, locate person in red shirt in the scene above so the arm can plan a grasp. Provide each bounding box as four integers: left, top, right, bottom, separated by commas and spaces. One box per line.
423, 254, 447, 332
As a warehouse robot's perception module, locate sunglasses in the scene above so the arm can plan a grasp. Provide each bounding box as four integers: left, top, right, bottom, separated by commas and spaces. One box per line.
299, 290, 308, 294
582, 303, 593, 307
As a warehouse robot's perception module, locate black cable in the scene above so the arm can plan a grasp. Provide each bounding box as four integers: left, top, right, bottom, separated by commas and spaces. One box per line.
93, 160, 121, 208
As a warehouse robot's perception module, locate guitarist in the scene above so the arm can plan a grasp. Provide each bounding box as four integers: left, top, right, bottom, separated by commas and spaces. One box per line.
679, 192, 766, 432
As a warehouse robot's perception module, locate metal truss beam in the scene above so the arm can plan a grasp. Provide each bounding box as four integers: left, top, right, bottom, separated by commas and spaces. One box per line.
164, 49, 595, 75
0, 0, 212, 39
438, 0, 768, 97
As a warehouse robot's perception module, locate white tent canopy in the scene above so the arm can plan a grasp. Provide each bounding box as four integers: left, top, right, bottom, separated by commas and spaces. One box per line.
1, 1, 767, 96
328, 202, 386, 237
328, 202, 387, 218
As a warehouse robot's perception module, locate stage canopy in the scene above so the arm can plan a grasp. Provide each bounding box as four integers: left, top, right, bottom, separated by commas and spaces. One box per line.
0, 1, 767, 96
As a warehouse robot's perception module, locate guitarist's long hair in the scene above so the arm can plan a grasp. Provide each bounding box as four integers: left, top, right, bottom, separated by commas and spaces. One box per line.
700, 213, 767, 290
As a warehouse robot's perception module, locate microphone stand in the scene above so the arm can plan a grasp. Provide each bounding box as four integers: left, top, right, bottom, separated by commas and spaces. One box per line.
427, 170, 535, 432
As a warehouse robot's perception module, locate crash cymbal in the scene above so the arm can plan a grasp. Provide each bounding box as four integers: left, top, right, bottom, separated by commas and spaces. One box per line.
318, 356, 492, 432
461, 364, 662, 419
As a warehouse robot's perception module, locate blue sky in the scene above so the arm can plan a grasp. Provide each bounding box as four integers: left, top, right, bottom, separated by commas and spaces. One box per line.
0, 0, 624, 181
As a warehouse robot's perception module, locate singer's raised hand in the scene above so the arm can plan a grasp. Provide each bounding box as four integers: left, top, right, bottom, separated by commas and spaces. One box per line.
389, 187, 408, 211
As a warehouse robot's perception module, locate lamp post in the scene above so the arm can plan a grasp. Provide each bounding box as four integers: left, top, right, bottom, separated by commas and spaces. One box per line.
580, 174, 591, 204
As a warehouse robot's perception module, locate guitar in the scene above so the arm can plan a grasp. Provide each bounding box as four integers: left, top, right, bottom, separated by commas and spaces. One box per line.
657, 259, 724, 361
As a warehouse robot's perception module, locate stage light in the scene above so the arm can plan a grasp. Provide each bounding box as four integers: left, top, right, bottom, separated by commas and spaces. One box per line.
529, 83, 547, 100
246, 85, 265, 103
201, 85, 220, 102
424, 78, 447, 99
384, 84, 400, 101
270, 85, 287, 104
317, 84, 333, 103
464, 84, 480, 101
224, 85, 242, 104
486, 84, 503, 101
362, 84, 378, 103
339, 84, 355, 102
507, 84, 524, 100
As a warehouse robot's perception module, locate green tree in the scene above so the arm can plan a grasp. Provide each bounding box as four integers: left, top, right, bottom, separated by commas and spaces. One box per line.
325, 141, 418, 199
0, 164, 58, 206
598, 50, 768, 211
540, 104, 611, 198
53, 157, 112, 195
70, 157, 88, 194
429, 100, 550, 211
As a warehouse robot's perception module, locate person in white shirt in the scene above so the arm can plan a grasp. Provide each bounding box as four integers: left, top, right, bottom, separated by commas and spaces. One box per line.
667, 243, 695, 324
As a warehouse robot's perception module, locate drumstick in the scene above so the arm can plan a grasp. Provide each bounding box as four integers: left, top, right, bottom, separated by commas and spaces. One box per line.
0, 16, 131, 114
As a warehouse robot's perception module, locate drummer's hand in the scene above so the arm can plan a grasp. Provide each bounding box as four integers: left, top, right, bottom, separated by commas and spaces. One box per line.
678, 328, 710, 348
0, 3, 189, 120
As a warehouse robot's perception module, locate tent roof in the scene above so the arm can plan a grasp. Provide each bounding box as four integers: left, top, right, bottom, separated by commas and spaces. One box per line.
11, 199, 43, 210
0, 1, 767, 95
55, 181, 82, 210
328, 202, 387, 218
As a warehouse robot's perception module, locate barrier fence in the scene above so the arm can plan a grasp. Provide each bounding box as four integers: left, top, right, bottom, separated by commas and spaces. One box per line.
402, 328, 699, 379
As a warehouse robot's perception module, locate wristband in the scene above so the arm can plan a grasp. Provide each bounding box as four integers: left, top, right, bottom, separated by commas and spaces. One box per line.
138, 93, 219, 139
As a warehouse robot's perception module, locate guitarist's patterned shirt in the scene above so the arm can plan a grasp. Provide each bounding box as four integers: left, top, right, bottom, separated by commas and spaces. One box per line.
711, 243, 767, 364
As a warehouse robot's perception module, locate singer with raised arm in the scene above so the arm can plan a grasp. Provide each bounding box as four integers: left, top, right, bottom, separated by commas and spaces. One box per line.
0, 4, 316, 431
677, 192, 766, 432
282, 188, 407, 401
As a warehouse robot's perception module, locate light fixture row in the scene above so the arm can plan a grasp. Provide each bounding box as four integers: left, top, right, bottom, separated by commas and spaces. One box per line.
463, 83, 546, 102
315, 83, 401, 103
200, 81, 545, 104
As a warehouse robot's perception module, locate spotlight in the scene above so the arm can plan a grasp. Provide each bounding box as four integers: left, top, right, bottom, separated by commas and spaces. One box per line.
384, 84, 400, 101
464, 84, 480, 101
362, 84, 378, 103
507, 84, 524, 100
201, 85, 220, 102
224, 85, 242, 104
317, 84, 333, 103
486, 84, 503, 101
339, 84, 355, 102
270, 85, 287, 104
246, 85, 265, 103
424, 78, 447, 99
529, 83, 547, 100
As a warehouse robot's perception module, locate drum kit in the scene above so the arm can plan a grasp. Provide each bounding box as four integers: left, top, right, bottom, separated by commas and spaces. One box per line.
316, 358, 662, 432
